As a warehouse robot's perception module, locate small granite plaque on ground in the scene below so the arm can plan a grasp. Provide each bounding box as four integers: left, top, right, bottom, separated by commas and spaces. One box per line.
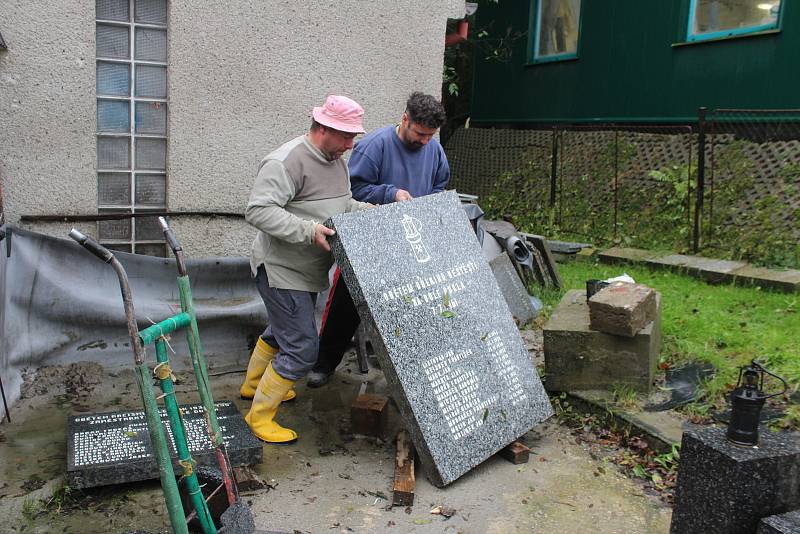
67, 401, 262, 489
327, 191, 553, 487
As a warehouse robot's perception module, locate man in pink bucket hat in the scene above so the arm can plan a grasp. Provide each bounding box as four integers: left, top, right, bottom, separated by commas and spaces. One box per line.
240, 95, 371, 443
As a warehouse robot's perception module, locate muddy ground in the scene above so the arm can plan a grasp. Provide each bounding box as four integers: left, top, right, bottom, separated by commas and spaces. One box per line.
0, 331, 672, 533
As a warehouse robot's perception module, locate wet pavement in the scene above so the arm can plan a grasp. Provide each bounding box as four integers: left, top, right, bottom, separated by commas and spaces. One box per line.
0, 351, 672, 533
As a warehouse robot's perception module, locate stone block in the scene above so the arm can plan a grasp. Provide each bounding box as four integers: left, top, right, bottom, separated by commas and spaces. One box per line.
649, 254, 747, 284
671, 427, 800, 534
544, 290, 661, 393
758, 510, 800, 534
328, 191, 553, 487
598, 246, 657, 264
588, 282, 657, 337
731, 265, 800, 294
67, 401, 262, 489
350, 394, 389, 437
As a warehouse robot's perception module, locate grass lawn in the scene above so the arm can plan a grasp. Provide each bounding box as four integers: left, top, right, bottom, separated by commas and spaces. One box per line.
531, 258, 800, 428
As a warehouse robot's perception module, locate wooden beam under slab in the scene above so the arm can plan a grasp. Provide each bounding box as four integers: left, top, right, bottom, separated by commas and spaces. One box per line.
393, 430, 415, 507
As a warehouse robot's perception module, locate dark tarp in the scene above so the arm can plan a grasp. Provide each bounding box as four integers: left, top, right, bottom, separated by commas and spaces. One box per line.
0, 225, 265, 414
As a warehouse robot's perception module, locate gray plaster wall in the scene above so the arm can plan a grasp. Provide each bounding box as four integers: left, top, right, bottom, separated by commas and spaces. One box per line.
0, 2, 97, 228
1, 0, 464, 257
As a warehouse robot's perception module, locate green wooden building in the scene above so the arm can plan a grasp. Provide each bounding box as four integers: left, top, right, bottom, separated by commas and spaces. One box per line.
470, 0, 795, 126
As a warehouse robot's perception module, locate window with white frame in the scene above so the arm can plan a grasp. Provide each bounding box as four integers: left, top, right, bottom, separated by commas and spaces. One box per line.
96, 0, 168, 256
532, 0, 582, 63
688, 0, 782, 42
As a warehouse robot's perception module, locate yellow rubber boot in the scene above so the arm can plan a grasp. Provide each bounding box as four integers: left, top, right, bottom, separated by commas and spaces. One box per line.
244, 363, 298, 443
239, 338, 296, 402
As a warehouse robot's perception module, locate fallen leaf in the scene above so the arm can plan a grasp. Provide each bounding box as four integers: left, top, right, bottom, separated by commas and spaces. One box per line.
413, 519, 432, 525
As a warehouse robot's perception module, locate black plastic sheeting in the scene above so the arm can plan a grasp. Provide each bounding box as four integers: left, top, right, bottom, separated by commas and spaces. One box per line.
645, 362, 716, 412
0, 225, 265, 416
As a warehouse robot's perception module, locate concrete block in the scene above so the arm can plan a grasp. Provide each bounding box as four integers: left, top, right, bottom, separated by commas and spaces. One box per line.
544, 290, 661, 393
730, 265, 800, 293
598, 247, 657, 264
649, 254, 747, 284
589, 282, 657, 337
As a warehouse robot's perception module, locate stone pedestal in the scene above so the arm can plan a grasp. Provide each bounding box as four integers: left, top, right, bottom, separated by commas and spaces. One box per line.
543, 290, 661, 393
588, 282, 657, 337
671, 427, 800, 534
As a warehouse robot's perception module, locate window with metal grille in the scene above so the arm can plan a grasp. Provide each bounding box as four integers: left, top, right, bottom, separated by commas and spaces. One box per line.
687, 0, 782, 42
96, 0, 168, 256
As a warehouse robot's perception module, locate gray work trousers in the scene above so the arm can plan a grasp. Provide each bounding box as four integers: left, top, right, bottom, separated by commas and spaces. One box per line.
255, 265, 319, 381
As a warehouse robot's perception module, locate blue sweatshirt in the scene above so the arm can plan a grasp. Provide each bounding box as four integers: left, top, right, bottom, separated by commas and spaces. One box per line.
349, 125, 450, 205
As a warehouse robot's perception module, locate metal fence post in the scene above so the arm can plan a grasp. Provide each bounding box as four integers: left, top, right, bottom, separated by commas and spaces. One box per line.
693, 107, 707, 253
550, 127, 558, 207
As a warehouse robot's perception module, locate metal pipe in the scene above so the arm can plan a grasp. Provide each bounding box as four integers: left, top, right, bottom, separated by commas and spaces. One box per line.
158, 218, 239, 506
139, 312, 192, 346
136, 363, 190, 534
22, 211, 244, 223
158, 217, 187, 276
154, 339, 217, 534
550, 128, 558, 207
693, 107, 707, 253
0, 372, 10, 423
178, 275, 238, 505
68, 228, 187, 533
613, 129, 619, 240
69, 229, 146, 365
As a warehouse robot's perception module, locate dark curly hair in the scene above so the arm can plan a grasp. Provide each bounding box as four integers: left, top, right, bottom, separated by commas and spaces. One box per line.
405, 92, 446, 129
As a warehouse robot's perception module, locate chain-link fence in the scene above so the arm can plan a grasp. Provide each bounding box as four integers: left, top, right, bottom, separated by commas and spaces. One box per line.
448, 125, 695, 253
707, 109, 800, 268
556, 125, 694, 252
446, 112, 800, 268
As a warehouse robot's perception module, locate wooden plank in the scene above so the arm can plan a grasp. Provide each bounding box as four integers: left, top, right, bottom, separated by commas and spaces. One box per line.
233, 465, 269, 492
499, 440, 530, 464
393, 431, 415, 507
350, 394, 389, 437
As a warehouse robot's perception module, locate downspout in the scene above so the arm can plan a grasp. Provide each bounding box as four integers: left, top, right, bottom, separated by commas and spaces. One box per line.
445, 19, 469, 47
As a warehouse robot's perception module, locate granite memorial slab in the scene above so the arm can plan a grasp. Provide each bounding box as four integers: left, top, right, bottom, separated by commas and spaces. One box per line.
489, 252, 537, 325
671, 426, 800, 534
327, 191, 553, 487
67, 400, 262, 489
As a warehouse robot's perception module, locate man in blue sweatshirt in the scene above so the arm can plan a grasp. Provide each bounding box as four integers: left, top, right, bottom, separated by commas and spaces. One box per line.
308, 92, 450, 387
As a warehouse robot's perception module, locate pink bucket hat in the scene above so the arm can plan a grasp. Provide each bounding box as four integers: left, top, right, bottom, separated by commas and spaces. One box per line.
312, 95, 365, 134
